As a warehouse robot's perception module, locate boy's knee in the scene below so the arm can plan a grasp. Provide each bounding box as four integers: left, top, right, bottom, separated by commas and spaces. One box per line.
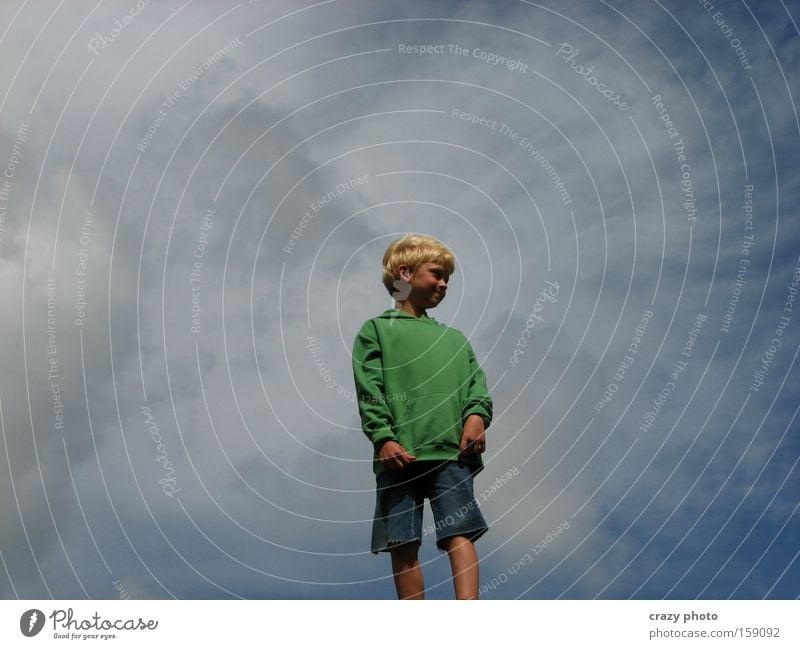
388, 540, 420, 559
440, 535, 472, 552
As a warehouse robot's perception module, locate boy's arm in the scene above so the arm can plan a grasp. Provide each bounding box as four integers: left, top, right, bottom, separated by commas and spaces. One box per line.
462, 342, 492, 430
352, 321, 399, 451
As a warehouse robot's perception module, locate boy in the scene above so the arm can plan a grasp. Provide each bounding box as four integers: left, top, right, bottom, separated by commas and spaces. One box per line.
351, 234, 493, 599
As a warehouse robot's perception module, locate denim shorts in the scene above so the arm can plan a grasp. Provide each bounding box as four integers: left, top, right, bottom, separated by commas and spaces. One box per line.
371, 460, 488, 554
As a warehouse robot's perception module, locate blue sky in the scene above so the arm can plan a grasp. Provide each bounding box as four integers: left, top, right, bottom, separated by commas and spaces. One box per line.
0, 0, 797, 599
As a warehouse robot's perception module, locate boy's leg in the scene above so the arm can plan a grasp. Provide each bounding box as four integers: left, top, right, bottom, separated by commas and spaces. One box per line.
426, 462, 487, 599
389, 541, 424, 599
440, 535, 479, 599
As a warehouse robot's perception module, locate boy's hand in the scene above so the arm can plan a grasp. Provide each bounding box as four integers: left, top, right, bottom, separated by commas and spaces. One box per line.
378, 440, 416, 470
460, 414, 486, 456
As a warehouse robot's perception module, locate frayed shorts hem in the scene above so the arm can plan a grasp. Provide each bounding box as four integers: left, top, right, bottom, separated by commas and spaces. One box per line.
370, 538, 422, 555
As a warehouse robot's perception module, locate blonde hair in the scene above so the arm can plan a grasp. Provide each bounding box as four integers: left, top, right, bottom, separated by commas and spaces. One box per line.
381, 234, 456, 295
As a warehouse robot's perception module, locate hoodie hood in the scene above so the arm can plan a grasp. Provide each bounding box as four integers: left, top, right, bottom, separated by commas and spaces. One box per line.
375, 308, 440, 323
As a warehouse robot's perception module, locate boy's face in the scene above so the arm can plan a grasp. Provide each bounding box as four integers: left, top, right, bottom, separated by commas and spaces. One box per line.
399, 261, 449, 308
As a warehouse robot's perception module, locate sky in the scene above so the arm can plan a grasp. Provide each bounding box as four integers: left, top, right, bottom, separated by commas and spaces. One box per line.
0, 0, 798, 600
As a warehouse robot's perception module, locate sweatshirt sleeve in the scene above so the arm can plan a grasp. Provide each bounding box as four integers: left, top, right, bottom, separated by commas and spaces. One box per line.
351, 321, 398, 450
462, 342, 493, 430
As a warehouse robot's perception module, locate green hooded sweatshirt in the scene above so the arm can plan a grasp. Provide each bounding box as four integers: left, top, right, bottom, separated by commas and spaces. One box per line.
352, 309, 493, 475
